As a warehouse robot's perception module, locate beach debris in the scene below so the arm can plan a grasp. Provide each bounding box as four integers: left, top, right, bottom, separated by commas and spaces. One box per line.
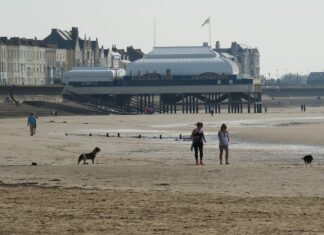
160, 135, 162, 139
179, 134, 182, 139
31, 162, 37, 166
65, 133, 68, 136
89, 133, 92, 136
106, 133, 109, 137
49, 179, 61, 182
138, 134, 142, 138
155, 183, 170, 186
117, 133, 120, 137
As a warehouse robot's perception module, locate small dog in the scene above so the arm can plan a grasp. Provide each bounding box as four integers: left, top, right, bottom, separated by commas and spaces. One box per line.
78, 147, 101, 164
302, 155, 313, 164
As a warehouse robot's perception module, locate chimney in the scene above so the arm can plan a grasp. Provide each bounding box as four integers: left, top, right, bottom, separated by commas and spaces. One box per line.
202, 42, 208, 47
216, 41, 220, 50
71, 27, 79, 40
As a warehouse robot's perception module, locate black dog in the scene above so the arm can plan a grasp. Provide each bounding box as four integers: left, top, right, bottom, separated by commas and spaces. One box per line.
78, 147, 101, 164
302, 155, 313, 164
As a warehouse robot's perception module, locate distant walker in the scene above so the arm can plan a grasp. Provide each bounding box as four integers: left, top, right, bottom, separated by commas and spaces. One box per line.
27, 112, 38, 136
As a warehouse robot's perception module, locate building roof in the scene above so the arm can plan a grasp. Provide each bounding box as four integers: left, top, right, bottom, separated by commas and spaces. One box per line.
112, 46, 127, 57
237, 43, 254, 50
127, 46, 144, 62
43, 27, 98, 50
103, 49, 110, 57
43, 29, 75, 49
145, 46, 216, 59
308, 72, 324, 80
214, 41, 259, 54
63, 67, 126, 83
0, 37, 46, 47
126, 46, 239, 76
220, 52, 235, 59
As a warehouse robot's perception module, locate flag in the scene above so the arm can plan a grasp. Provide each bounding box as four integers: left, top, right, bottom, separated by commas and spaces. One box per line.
201, 17, 210, 27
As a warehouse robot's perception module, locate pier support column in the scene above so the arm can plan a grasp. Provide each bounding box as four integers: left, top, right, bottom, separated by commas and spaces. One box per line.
192, 96, 195, 113
205, 95, 208, 114
196, 97, 199, 113
248, 94, 251, 113
159, 95, 162, 114
185, 96, 188, 113
227, 94, 230, 113
182, 95, 185, 113
140, 95, 143, 114
240, 101, 243, 113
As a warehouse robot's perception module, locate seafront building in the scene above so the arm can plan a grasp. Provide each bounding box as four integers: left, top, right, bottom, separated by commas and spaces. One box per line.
0, 37, 47, 85
0, 26, 259, 86
307, 72, 324, 84
0, 27, 142, 85
101, 45, 144, 70
0, 27, 98, 85
214, 41, 260, 79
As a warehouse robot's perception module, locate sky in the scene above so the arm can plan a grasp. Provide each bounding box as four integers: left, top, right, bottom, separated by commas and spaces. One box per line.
0, 0, 324, 78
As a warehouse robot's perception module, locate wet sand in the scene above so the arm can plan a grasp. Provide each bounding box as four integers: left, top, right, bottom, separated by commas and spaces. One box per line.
1, 108, 324, 234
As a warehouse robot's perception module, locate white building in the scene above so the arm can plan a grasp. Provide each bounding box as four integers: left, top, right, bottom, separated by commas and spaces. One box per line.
45, 47, 68, 84
0, 37, 46, 85
63, 67, 125, 86
126, 46, 239, 77
215, 41, 260, 79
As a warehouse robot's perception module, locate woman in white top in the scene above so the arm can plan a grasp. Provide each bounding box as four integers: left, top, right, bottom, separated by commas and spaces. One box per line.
218, 123, 229, 165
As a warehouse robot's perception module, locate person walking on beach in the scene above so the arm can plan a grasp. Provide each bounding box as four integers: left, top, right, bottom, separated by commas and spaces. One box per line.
191, 122, 206, 165
27, 112, 38, 136
218, 123, 229, 165
210, 107, 214, 116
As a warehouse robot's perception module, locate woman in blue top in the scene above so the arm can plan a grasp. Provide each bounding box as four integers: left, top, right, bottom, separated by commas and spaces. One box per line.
27, 112, 38, 136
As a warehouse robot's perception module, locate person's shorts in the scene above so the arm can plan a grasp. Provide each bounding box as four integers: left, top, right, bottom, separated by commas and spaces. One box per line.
219, 145, 228, 151
30, 123, 36, 128
193, 141, 203, 147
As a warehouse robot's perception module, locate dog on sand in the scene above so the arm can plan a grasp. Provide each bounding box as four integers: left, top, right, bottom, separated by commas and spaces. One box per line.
302, 155, 313, 164
78, 147, 101, 164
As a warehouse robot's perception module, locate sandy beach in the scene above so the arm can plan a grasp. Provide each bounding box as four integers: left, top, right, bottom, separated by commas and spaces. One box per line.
1, 108, 324, 234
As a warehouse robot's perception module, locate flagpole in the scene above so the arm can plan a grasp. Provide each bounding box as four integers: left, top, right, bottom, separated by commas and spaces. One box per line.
209, 17, 212, 47
201, 17, 211, 46
154, 18, 156, 48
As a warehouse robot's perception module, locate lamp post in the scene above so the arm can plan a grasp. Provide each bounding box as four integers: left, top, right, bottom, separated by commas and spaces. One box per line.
21, 63, 24, 85
27, 67, 30, 85
0, 48, 2, 85
0, 60, 2, 85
